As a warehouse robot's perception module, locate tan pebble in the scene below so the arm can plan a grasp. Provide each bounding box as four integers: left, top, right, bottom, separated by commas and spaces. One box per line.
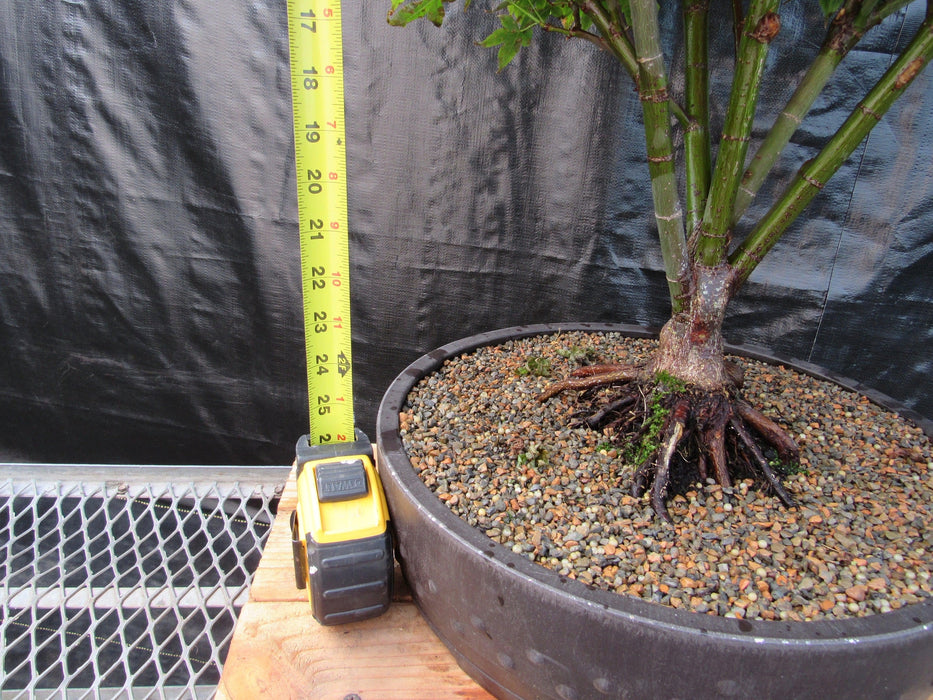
845, 584, 868, 602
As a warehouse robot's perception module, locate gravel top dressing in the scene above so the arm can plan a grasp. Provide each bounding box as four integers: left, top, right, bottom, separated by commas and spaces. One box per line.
399, 331, 933, 622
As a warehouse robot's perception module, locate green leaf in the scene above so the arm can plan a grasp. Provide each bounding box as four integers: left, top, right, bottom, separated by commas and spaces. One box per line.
818, 0, 845, 18
478, 27, 511, 47
387, 0, 451, 27
478, 9, 537, 69
389, 0, 619, 69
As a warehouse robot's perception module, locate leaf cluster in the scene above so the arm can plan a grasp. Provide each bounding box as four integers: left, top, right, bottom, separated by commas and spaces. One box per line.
387, 0, 459, 27
390, 0, 627, 70
479, 1, 599, 70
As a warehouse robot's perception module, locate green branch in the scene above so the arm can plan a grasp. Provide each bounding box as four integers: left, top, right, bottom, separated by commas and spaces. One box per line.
683, 0, 711, 237
576, 1, 690, 126
576, 0, 640, 81
630, 0, 689, 312
733, 0, 916, 222
695, 0, 780, 266
730, 14, 933, 286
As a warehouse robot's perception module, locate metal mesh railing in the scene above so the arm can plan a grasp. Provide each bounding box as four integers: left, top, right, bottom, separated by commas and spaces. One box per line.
0, 464, 289, 699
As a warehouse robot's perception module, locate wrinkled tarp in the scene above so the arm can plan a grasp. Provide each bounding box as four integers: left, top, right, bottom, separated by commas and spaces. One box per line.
0, 1, 930, 465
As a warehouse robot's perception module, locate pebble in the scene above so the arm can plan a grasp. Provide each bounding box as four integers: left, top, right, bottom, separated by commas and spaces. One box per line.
399, 331, 933, 622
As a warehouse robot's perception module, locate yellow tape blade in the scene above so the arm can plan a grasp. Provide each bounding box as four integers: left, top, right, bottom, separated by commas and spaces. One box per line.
287, 0, 354, 444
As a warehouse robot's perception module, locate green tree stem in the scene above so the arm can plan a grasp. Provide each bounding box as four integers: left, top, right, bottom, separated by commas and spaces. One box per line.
733, 46, 847, 223
629, 0, 688, 312
730, 14, 933, 287
577, 0, 639, 81
576, 1, 690, 127
695, 0, 780, 266
684, 0, 712, 237
733, 0, 916, 223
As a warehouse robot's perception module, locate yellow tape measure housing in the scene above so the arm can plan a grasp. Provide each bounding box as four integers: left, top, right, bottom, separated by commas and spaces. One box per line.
287, 0, 354, 445
290, 433, 393, 625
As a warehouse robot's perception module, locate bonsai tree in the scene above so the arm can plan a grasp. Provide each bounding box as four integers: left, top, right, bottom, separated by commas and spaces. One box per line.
388, 0, 933, 521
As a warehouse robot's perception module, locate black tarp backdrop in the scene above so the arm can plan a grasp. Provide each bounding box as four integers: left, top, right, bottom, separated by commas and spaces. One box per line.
0, 2, 930, 465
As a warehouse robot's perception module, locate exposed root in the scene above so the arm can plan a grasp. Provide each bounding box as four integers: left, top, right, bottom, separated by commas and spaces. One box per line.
735, 400, 799, 463
538, 364, 800, 523
582, 395, 637, 429
729, 415, 796, 508
537, 365, 638, 402
651, 401, 688, 522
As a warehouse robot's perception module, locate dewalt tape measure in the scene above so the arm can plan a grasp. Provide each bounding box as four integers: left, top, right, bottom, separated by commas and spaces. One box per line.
286, 0, 393, 625
290, 431, 393, 625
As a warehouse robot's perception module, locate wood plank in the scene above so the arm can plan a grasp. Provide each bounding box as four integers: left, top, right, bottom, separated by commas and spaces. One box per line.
218, 467, 493, 699
217, 602, 493, 700
247, 467, 305, 603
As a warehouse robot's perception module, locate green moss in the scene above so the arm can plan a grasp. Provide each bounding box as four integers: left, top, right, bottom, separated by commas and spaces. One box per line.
515, 355, 552, 377
771, 456, 806, 476
556, 345, 597, 366
654, 370, 687, 393
623, 372, 686, 467
516, 443, 549, 469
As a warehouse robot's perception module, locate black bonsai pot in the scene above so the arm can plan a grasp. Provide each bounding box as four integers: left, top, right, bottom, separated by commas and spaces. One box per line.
375, 323, 933, 700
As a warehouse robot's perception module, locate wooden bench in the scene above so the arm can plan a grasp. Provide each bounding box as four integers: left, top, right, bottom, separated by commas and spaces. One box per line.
216, 469, 494, 699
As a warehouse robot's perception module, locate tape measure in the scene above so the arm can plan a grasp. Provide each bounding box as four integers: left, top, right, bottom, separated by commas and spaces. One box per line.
287, 0, 354, 446
286, 0, 393, 625
290, 431, 393, 626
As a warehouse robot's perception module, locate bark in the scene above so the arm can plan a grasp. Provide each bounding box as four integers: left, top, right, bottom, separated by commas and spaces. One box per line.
649, 264, 734, 389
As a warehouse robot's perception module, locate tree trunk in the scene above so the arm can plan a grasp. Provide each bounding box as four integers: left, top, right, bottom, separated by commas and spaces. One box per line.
649, 263, 734, 390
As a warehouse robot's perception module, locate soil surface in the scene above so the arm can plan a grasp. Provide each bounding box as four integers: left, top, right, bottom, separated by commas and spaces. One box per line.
399, 331, 933, 622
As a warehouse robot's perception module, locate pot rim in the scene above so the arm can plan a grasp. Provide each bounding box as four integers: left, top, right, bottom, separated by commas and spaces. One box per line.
377, 322, 933, 646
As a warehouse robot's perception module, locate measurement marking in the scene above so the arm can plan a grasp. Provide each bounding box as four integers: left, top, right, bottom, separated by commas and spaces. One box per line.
287, 0, 355, 444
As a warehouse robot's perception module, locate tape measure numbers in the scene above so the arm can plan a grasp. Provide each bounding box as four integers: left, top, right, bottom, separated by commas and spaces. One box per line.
287, 0, 354, 446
